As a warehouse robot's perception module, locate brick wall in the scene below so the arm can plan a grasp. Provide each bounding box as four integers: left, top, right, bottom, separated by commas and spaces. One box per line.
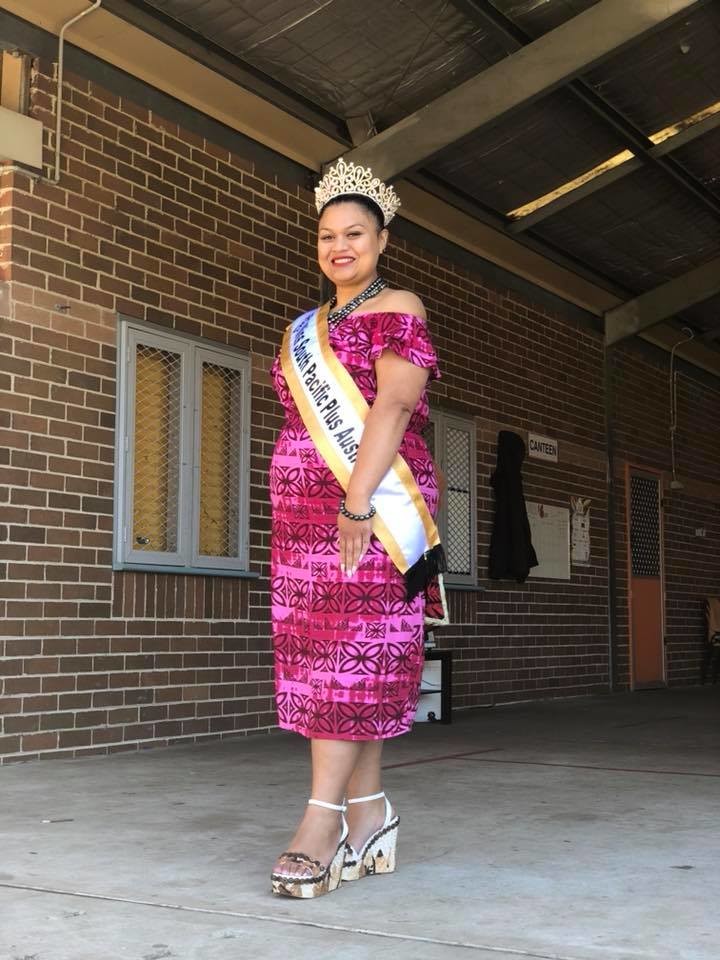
1, 59, 306, 762
610, 347, 720, 689
432, 296, 610, 708
1, 53, 716, 762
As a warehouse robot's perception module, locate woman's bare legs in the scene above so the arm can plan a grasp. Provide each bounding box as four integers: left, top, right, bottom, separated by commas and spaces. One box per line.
273, 737, 394, 876
345, 740, 389, 852
273, 737, 362, 878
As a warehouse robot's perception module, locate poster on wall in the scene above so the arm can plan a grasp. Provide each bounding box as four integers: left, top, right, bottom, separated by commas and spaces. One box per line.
527, 502, 570, 580
571, 497, 592, 565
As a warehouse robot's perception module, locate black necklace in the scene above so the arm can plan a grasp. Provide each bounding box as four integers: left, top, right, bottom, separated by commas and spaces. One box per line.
327, 276, 387, 330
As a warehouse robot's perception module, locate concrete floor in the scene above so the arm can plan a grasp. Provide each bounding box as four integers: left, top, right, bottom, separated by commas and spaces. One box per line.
1, 687, 718, 960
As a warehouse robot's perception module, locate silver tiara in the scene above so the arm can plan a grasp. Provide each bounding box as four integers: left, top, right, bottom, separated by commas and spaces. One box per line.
315, 157, 401, 226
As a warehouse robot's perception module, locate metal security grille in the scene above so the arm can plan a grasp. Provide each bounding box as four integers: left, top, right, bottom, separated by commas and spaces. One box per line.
118, 321, 251, 572
630, 475, 661, 577
198, 361, 243, 557
446, 425, 472, 576
132, 344, 182, 552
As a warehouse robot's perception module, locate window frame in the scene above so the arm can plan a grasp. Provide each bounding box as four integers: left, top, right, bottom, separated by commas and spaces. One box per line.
0, 51, 32, 115
428, 409, 478, 587
114, 318, 252, 576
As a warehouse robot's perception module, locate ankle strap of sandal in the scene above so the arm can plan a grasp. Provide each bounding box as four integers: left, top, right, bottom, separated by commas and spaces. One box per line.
308, 798, 347, 812
347, 791, 385, 804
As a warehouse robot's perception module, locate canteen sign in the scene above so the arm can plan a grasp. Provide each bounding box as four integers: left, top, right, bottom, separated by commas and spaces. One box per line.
528, 433, 558, 463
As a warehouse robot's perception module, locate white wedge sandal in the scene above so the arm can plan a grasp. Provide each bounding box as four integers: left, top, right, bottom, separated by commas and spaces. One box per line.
342, 791, 400, 882
271, 799, 349, 899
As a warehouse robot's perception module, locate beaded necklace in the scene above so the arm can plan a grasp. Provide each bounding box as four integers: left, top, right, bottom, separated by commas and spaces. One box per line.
327, 276, 387, 331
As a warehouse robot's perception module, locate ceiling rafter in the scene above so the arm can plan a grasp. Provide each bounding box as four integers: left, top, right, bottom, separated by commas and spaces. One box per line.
511, 72, 720, 227
448, 0, 720, 228
341, 0, 702, 181
605, 255, 720, 346
407, 169, 629, 305
505, 107, 720, 231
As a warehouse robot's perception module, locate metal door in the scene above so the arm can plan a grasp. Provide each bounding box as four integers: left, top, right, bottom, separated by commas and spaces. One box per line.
627, 470, 666, 688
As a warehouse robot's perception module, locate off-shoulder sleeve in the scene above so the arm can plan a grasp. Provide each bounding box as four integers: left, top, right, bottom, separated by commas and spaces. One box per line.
369, 312, 440, 381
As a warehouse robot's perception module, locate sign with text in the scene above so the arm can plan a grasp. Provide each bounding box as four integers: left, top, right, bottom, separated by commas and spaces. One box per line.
528, 433, 558, 463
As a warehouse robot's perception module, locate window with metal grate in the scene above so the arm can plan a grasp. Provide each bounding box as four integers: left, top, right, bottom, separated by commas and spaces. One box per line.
629, 474, 661, 578
115, 319, 251, 574
427, 411, 477, 585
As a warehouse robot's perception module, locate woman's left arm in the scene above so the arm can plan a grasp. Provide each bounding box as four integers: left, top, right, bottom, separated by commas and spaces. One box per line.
338, 350, 430, 575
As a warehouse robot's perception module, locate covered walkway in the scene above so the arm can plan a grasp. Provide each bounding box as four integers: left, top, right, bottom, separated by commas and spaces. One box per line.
2, 688, 717, 960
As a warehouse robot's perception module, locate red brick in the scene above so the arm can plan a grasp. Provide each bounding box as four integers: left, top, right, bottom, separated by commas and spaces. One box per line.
59, 729, 93, 748
21, 732, 58, 752
0, 736, 21, 755
23, 657, 59, 674
4, 715, 40, 734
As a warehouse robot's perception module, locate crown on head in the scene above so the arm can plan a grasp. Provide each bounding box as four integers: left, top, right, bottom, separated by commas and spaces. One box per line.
315, 157, 401, 226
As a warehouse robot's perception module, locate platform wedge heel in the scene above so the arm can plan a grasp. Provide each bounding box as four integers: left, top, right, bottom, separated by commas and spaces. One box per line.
342, 791, 399, 882
271, 799, 349, 899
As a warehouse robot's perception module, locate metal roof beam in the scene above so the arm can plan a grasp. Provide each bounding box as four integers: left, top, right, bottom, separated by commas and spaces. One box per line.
450, 0, 720, 229
407, 169, 629, 305
605, 257, 720, 346
511, 85, 720, 230
508, 106, 720, 232
342, 0, 700, 181
448, 0, 529, 48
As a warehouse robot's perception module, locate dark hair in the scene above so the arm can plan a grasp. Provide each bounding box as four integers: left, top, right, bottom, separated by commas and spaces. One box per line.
319, 193, 385, 232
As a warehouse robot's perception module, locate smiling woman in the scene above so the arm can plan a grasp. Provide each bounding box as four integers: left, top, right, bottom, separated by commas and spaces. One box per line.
318, 193, 386, 281
268, 158, 445, 899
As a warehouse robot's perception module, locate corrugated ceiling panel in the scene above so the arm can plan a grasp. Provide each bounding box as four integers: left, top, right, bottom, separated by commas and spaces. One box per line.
137, 0, 510, 124
492, 0, 602, 35
426, 87, 628, 214
584, 3, 720, 137
671, 125, 720, 199
680, 291, 720, 337
531, 166, 720, 291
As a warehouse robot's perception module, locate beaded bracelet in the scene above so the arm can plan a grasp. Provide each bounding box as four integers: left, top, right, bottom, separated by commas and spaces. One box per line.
339, 499, 377, 522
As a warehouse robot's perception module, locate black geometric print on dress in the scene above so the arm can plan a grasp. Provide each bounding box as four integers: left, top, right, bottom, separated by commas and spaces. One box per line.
630, 475, 661, 577
269, 312, 440, 740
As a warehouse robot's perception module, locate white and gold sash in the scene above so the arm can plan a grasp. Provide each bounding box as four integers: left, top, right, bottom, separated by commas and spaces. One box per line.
281, 304, 448, 625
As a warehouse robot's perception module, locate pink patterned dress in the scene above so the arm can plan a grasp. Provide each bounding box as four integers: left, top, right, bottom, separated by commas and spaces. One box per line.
269, 311, 441, 741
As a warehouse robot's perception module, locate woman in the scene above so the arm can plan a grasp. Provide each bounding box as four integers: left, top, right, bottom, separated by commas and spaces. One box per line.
269, 158, 443, 898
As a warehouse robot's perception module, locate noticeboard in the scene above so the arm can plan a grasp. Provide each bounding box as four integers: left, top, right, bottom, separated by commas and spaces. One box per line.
527, 501, 570, 580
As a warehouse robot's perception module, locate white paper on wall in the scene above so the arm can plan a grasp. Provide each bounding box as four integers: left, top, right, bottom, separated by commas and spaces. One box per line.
527, 502, 570, 580
571, 497, 592, 565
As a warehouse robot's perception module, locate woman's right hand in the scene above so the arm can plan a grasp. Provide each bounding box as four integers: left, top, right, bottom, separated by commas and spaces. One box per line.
338, 504, 373, 577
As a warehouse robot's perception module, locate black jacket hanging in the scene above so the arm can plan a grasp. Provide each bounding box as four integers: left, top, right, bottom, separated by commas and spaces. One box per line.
488, 430, 538, 583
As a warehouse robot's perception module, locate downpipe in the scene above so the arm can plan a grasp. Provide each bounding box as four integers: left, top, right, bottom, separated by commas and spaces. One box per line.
54, 1, 103, 183
604, 344, 617, 693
